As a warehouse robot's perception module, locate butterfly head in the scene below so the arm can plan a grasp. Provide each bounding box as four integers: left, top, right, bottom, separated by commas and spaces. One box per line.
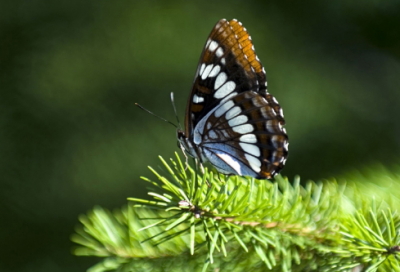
176, 129, 186, 147
177, 129, 197, 159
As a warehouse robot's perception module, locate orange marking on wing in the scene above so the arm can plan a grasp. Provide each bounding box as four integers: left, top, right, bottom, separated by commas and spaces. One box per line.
260, 168, 272, 179
229, 19, 263, 74
238, 33, 250, 43
191, 104, 204, 113
196, 84, 212, 95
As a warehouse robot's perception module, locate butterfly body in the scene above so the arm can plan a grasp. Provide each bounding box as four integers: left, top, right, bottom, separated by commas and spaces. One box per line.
178, 19, 288, 179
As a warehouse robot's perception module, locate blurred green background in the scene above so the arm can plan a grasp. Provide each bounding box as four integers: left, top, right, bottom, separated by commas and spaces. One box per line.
2, 0, 400, 271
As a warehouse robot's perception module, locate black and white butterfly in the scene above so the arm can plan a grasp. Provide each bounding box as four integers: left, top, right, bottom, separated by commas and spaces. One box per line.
177, 19, 288, 179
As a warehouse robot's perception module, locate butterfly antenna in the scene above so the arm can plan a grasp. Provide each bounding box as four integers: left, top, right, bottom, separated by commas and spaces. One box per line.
135, 103, 177, 128
170, 92, 182, 130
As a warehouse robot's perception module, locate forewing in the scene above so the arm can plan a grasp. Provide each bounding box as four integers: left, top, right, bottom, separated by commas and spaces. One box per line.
185, 19, 268, 138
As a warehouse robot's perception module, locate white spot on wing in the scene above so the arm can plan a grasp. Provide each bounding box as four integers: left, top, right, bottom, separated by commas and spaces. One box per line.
199, 63, 205, 76
201, 64, 213, 80
221, 58, 226, 65
209, 130, 218, 139
240, 134, 257, 143
253, 97, 266, 107
244, 92, 253, 99
244, 154, 261, 172
233, 124, 253, 134
215, 100, 234, 118
225, 106, 241, 119
271, 135, 279, 148
209, 40, 218, 52
214, 72, 227, 90
265, 120, 274, 130
208, 65, 220, 78
218, 153, 242, 175
228, 115, 248, 127
260, 108, 269, 118
216, 47, 224, 58
193, 94, 204, 104
214, 81, 236, 98
240, 143, 260, 156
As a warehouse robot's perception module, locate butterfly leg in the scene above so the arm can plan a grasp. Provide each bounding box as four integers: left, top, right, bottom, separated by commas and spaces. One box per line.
199, 161, 205, 175
179, 143, 189, 171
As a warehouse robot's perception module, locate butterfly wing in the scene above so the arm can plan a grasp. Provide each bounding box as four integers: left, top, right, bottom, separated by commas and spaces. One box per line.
185, 19, 288, 179
193, 91, 288, 179
185, 19, 269, 137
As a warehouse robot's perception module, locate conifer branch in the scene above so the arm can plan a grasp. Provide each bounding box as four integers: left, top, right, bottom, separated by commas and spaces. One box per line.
72, 154, 400, 271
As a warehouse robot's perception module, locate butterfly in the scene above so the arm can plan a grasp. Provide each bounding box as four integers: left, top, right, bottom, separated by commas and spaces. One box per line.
177, 18, 289, 179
